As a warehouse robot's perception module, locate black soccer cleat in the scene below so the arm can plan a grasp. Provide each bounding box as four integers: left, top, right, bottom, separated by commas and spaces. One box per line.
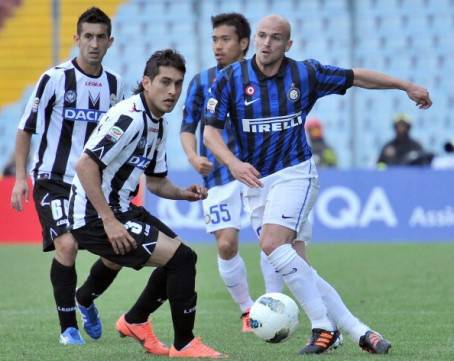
359, 330, 392, 354
299, 328, 340, 354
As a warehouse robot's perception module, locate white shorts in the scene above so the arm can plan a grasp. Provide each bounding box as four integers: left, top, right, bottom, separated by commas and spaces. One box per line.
203, 180, 246, 233
244, 158, 319, 242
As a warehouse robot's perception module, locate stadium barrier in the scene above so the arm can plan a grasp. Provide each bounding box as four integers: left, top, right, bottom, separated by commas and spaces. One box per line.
1, 169, 452, 243
144, 168, 454, 243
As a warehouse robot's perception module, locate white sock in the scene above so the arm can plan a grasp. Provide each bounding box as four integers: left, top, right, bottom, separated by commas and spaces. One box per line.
260, 251, 285, 293
314, 270, 369, 342
217, 254, 254, 312
267, 244, 333, 330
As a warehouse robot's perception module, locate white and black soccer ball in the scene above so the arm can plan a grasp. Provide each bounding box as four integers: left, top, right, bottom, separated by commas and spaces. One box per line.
249, 292, 299, 343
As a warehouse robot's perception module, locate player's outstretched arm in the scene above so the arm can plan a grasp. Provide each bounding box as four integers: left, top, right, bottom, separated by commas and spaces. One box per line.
11, 130, 32, 211
352, 68, 432, 109
146, 175, 207, 201
203, 125, 262, 188
76, 153, 136, 255
180, 131, 213, 176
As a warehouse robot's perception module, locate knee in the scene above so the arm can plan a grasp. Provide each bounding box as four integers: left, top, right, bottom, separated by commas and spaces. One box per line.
54, 235, 77, 265
259, 238, 282, 256
101, 257, 122, 271
216, 234, 238, 259
167, 243, 197, 269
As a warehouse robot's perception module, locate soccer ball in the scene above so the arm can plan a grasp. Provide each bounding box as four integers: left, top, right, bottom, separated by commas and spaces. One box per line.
249, 292, 299, 343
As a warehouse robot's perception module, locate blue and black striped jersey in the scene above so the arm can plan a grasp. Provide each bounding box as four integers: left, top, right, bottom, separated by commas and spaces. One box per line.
181, 66, 239, 189
205, 56, 353, 178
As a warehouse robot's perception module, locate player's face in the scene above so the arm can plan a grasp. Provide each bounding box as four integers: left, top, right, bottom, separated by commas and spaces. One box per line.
212, 25, 247, 67
143, 66, 184, 117
75, 23, 112, 67
255, 19, 292, 67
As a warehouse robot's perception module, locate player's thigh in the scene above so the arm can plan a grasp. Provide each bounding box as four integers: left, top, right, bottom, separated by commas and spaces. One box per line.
32, 180, 72, 252
263, 176, 319, 235
203, 181, 242, 234
72, 208, 179, 270
145, 233, 182, 267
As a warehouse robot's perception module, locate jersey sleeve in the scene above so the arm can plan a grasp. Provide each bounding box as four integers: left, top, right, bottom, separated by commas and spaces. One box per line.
117, 77, 127, 101
145, 121, 168, 177
305, 59, 353, 98
181, 74, 203, 134
84, 113, 140, 168
18, 71, 56, 134
204, 68, 232, 129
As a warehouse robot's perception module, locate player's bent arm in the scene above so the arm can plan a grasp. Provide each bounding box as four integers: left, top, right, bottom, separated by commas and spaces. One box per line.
181, 132, 213, 176
145, 175, 205, 201
352, 68, 432, 109
203, 125, 237, 167
14, 130, 32, 180
203, 125, 262, 188
11, 130, 32, 211
76, 154, 115, 221
180, 131, 198, 161
75, 153, 136, 255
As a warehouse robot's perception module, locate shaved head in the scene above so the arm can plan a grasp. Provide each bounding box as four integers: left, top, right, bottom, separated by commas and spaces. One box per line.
257, 15, 291, 40
254, 14, 293, 76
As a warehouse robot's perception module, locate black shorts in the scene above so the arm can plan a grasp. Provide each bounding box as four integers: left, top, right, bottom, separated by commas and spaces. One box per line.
33, 179, 71, 252
71, 206, 177, 270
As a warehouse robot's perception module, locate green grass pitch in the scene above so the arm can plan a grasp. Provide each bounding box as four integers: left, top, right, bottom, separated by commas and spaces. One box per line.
1, 243, 453, 361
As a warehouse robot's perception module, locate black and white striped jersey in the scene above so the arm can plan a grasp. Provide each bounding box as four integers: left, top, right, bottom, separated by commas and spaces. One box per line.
68, 92, 168, 229
18, 58, 124, 184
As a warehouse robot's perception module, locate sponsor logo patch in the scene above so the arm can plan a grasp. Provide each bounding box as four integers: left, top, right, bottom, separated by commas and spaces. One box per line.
32, 97, 39, 112
64, 90, 77, 103
207, 98, 218, 113
242, 111, 304, 133
287, 84, 300, 102
64, 108, 105, 122
106, 126, 124, 143
244, 84, 255, 96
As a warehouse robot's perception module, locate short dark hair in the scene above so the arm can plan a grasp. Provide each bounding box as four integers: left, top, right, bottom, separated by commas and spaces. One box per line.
133, 49, 186, 95
211, 13, 251, 54
77, 7, 112, 36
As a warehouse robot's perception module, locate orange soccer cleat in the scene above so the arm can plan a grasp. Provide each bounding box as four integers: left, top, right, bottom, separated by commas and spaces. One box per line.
169, 337, 226, 358
240, 308, 253, 333
115, 314, 169, 355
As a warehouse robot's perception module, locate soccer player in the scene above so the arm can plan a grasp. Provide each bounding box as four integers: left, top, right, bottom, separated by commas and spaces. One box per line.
180, 12, 258, 332
204, 15, 431, 355
68, 49, 224, 358
10, 7, 124, 344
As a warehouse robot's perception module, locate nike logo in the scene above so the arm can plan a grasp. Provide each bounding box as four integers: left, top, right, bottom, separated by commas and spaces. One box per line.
282, 267, 297, 276
244, 98, 259, 106
281, 214, 293, 219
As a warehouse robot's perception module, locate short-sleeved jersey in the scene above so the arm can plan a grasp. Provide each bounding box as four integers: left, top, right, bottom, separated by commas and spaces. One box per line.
181, 66, 239, 189
18, 58, 124, 184
205, 56, 353, 178
69, 93, 167, 229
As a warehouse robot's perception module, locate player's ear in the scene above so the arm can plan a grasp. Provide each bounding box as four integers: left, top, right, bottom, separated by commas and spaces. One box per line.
240, 38, 249, 54
285, 39, 293, 52
142, 75, 151, 91
107, 36, 114, 48
73, 33, 80, 45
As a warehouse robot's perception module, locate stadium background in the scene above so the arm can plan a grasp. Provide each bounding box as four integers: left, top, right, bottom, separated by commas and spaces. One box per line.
0, 0, 453, 242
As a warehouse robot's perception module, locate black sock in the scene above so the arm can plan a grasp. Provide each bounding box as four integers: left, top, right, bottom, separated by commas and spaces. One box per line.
124, 266, 168, 324
76, 258, 120, 307
50, 258, 77, 333
165, 244, 198, 350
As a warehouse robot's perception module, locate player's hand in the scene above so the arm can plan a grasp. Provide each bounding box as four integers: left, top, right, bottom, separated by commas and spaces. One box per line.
189, 155, 213, 176
228, 158, 262, 188
11, 178, 29, 211
102, 216, 137, 255
180, 184, 208, 201
407, 84, 432, 109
